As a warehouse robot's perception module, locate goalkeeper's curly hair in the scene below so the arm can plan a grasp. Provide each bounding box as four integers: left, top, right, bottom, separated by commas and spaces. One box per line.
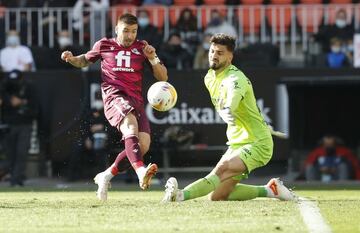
210, 33, 236, 52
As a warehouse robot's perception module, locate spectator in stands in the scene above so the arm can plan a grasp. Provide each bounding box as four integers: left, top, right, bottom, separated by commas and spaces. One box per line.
0, 30, 35, 72
326, 37, 348, 68
0, 70, 37, 186
73, 0, 110, 43
174, 8, 200, 55
57, 30, 73, 51
204, 9, 237, 38
0, 1, 28, 44
23, 0, 75, 46
54, 30, 86, 69
314, 9, 354, 53
303, 135, 360, 182
193, 34, 211, 69
158, 32, 192, 70
343, 38, 354, 66
136, 9, 162, 50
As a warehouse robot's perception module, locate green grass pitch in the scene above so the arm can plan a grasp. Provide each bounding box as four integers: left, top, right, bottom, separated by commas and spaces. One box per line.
0, 188, 359, 233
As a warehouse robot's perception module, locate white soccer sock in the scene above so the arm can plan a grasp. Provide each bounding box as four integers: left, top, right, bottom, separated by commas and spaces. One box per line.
135, 166, 147, 180
264, 185, 275, 198
103, 167, 115, 181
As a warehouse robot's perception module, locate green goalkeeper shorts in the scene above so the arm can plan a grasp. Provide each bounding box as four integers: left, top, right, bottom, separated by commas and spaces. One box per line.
224, 137, 273, 180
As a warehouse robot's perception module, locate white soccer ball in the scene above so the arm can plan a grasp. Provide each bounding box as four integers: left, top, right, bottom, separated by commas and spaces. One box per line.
147, 81, 177, 112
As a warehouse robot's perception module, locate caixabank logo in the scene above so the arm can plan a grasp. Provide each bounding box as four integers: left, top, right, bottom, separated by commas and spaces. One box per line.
146, 99, 272, 125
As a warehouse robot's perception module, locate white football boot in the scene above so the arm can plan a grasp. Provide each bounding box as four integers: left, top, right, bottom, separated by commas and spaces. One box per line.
139, 163, 158, 190
266, 178, 296, 201
162, 177, 181, 202
94, 172, 111, 201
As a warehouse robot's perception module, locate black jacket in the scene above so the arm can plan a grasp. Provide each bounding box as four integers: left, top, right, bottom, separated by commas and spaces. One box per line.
1, 77, 37, 125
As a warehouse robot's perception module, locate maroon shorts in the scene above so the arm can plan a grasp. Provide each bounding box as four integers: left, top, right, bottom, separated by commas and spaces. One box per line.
101, 83, 150, 134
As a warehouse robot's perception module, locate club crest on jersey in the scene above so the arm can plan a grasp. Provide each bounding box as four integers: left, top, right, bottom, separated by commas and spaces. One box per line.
131, 48, 141, 55
110, 46, 115, 50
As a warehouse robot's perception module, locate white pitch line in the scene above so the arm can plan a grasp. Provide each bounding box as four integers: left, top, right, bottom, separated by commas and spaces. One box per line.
297, 197, 332, 233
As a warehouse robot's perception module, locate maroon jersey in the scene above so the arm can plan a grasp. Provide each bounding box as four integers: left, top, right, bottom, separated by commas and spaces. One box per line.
85, 38, 149, 102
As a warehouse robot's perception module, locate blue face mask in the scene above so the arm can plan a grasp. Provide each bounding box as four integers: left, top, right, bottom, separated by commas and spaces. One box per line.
335, 19, 346, 28
203, 43, 210, 50
138, 17, 150, 27
331, 46, 341, 53
210, 18, 221, 26
6, 35, 20, 47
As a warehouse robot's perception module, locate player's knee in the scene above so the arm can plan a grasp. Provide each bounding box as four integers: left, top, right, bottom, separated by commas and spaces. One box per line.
215, 160, 229, 177
119, 113, 138, 134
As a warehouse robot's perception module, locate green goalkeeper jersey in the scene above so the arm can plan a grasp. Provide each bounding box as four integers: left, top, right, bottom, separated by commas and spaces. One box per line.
204, 64, 271, 145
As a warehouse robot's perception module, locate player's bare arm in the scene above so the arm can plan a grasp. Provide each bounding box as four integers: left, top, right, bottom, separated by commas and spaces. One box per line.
143, 41, 168, 81
61, 51, 92, 68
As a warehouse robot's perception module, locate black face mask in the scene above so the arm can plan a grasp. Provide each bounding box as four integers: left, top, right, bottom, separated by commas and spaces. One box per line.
325, 147, 336, 156
169, 45, 182, 52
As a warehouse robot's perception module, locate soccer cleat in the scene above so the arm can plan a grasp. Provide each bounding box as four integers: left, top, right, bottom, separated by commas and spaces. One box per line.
162, 177, 179, 202
94, 172, 111, 201
139, 163, 158, 190
266, 178, 296, 201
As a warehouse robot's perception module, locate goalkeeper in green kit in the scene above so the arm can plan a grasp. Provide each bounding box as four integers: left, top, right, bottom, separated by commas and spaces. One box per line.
162, 33, 295, 202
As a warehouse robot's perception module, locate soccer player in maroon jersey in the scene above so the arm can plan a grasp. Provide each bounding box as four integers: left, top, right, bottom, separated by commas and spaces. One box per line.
61, 13, 168, 201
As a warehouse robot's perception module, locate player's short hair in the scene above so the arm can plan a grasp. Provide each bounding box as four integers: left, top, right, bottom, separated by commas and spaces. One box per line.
118, 13, 138, 25
210, 33, 236, 52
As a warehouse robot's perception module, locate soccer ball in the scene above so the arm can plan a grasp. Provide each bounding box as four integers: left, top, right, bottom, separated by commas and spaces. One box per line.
147, 81, 177, 112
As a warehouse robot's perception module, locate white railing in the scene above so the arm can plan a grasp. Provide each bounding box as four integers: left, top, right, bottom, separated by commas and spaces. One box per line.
1, 4, 359, 59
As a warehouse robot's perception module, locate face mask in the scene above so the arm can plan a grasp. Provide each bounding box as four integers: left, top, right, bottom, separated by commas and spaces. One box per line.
138, 17, 149, 27
6, 35, 20, 47
331, 46, 341, 53
93, 101, 103, 110
347, 45, 354, 52
58, 36, 72, 47
169, 44, 182, 52
335, 19, 347, 28
203, 43, 210, 50
210, 18, 221, 26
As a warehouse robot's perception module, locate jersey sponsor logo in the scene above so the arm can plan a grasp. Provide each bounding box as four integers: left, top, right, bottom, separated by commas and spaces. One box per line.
146, 102, 225, 125
114, 51, 134, 72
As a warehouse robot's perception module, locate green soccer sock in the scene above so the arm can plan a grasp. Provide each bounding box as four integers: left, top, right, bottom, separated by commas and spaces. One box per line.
183, 173, 221, 201
227, 184, 267, 201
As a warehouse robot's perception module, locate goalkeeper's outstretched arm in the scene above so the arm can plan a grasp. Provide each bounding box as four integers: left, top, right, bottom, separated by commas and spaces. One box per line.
61, 51, 92, 68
